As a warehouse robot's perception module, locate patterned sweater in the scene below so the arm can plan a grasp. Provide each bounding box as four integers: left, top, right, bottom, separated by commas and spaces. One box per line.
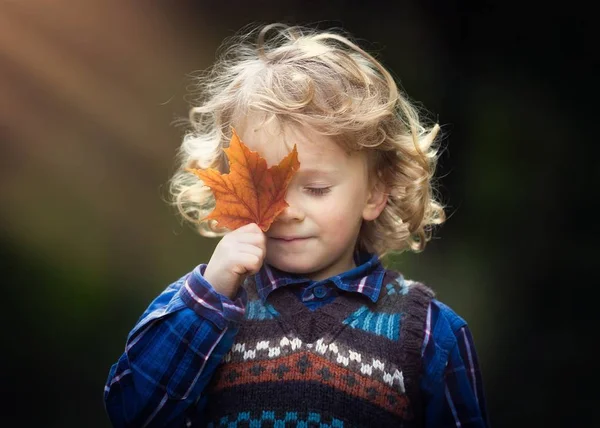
199, 271, 433, 427
104, 254, 489, 427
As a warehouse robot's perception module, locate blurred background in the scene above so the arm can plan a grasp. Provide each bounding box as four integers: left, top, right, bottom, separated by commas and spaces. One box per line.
1, 0, 597, 426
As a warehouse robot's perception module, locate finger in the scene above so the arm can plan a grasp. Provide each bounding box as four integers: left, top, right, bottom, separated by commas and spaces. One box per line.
236, 223, 263, 234
232, 253, 264, 276
230, 228, 266, 248
235, 243, 265, 259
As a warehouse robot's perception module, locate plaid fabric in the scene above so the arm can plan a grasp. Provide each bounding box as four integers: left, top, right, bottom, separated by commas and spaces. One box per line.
104, 256, 489, 427
255, 251, 386, 304
421, 300, 490, 427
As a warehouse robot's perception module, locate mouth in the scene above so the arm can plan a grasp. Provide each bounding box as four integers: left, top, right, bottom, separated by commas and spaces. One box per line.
270, 236, 310, 242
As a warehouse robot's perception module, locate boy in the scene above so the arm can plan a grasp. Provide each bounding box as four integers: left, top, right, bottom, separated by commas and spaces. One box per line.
104, 23, 489, 427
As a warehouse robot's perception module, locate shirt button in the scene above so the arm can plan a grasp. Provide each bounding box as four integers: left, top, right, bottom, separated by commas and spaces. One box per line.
313, 285, 327, 299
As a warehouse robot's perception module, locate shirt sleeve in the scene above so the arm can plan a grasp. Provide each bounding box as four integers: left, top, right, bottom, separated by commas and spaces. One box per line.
421, 300, 490, 427
103, 264, 247, 428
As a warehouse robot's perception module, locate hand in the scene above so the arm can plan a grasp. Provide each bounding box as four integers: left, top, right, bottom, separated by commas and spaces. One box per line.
203, 223, 266, 299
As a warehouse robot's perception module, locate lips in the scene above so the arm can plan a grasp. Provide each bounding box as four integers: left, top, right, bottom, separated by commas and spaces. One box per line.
271, 237, 306, 241
269, 235, 311, 242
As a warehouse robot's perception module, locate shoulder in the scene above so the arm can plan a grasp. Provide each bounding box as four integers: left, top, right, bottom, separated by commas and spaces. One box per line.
421, 299, 481, 395
385, 271, 470, 349
382, 269, 435, 301
385, 270, 468, 335
423, 298, 471, 382
430, 299, 468, 335
425, 298, 469, 353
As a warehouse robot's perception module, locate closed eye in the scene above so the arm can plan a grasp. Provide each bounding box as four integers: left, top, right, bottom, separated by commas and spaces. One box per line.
306, 187, 331, 196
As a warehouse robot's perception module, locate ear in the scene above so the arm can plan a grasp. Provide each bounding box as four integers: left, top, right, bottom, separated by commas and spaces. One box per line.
362, 180, 388, 221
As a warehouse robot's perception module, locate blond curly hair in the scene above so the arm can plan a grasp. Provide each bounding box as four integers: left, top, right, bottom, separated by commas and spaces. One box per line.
168, 23, 445, 256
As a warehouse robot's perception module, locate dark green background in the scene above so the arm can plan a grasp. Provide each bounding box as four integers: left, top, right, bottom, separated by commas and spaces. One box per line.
2, 0, 596, 426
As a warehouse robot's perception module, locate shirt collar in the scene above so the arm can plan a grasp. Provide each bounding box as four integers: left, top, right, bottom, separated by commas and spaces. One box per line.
253, 250, 386, 303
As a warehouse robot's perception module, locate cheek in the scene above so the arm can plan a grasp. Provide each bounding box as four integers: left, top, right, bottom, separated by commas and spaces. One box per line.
317, 198, 363, 233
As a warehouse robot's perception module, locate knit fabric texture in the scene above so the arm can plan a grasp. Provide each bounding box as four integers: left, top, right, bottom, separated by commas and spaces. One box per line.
201, 270, 435, 428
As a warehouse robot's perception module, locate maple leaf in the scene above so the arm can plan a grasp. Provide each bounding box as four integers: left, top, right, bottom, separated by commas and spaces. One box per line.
186, 128, 300, 232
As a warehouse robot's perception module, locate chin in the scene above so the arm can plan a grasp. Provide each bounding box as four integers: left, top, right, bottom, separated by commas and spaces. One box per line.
267, 256, 316, 275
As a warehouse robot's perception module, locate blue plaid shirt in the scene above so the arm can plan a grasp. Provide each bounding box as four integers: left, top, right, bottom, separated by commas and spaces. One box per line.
104, 254, 489, 427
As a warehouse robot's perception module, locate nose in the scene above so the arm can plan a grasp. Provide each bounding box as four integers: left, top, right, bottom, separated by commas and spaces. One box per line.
276, 202, 305, 222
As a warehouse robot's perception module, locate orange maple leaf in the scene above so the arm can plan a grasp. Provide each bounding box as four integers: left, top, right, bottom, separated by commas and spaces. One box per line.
186, 129, 300, 232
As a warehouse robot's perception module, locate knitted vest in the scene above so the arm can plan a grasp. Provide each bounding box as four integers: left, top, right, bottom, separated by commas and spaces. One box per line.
201, 270, 434, 427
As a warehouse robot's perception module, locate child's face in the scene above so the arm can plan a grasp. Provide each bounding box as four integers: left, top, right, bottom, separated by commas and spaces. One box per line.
238, 119, 387, 280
